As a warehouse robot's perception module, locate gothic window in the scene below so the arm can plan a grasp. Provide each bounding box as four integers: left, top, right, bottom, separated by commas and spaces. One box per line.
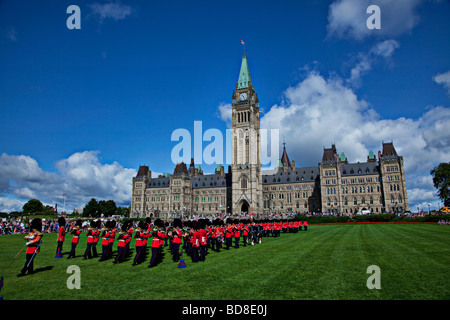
241, 178, 247, 189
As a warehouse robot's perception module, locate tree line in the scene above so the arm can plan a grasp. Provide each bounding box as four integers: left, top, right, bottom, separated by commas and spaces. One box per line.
1, 198, 130, 218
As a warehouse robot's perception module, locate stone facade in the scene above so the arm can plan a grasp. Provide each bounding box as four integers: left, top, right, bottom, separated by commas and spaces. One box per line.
130, 55, 409, 218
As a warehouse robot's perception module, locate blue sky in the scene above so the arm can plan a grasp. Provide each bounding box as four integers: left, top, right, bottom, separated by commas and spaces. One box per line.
0, 0, 449, 213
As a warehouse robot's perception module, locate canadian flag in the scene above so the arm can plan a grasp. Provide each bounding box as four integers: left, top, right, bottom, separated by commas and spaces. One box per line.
240, 39, 245, 45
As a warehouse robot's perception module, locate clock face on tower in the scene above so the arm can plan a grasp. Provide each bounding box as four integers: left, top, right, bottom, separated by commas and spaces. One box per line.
239, 92, 248, 101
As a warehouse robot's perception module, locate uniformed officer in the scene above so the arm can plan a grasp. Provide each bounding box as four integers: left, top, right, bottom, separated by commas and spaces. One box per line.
55, 216, 66, 258
67, 220, 82, 259
17, 218, 43, 277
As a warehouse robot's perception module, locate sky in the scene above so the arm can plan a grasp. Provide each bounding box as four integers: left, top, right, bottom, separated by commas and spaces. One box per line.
0, 0, 449, 213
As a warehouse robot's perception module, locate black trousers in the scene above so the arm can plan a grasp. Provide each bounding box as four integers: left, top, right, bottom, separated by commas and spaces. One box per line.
20, 253, 35, 275
84, 243, 93, 259
226, 237, 232, 250
114, 246, 125, 262
99, 244, 109, 261
92, 243, 99, 257
192, 246, 199, 262
148, 247, 159, 267
200, 245, 207, 261
56, 241, 64, 254
172, 243, 180, 262
234, 237, 240, 248
133, 246, 143, 264
67, 243, 78, 258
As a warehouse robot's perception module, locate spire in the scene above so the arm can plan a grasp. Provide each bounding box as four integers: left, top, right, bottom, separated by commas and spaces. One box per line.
281, 143, 292, 168
237, 55, 252, 89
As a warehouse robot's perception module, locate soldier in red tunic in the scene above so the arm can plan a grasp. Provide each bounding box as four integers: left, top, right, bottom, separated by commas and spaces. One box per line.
199, 219, 208, 261
234, 222, 241, 249
83, 220, 96, 260
113, 221, 131, 264
67, 220, 82, 259
55, 216, 66, 258
132, 221, 146, 266
17, 218, 43, 277
171, 218, 183, 262
225, 219, 233, 250
191, 221, 201, 263
99, 220, 113, 261
147, 230, 161, 268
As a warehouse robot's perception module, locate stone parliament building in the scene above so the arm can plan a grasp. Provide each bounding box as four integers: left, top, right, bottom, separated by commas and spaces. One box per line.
131, 55, 409, 219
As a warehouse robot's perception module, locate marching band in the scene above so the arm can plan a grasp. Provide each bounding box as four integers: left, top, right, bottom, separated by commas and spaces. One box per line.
17, 216, 309, 276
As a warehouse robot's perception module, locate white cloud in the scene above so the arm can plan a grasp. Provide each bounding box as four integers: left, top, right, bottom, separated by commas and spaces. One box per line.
327, 0, 424, 40
348, 39, 400, 86
0, 197, 25, 213
89, 2, 133, 22
216, 102, 232, 128
0, 151, 136, 213
224, 69, 450, 210
433, 70, 450, 95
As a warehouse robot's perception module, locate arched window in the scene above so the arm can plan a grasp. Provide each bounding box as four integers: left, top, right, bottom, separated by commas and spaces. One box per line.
241, 177, 247, 189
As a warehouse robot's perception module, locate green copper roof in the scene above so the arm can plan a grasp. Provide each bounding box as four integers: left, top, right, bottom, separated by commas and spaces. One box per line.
277, 159, 283, 168
237, 55, 252, 89
340, 152, 347, 161
368, 150, 375, 159
197, 165, 203, 173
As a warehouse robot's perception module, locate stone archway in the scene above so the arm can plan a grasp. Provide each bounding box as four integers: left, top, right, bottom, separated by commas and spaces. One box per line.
240, 200, 249, 214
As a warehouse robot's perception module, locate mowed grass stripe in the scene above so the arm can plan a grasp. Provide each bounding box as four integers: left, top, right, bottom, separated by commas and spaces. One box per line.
1, 224, 449, 300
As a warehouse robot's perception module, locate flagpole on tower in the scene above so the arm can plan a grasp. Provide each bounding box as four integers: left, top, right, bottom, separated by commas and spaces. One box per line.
240, 39, 246, 56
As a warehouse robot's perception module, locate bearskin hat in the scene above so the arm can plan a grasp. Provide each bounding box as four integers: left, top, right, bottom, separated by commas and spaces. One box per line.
121, 219, 132, 232
173, 218, 182, 228
58, 216, 66, 226
191, 220, 199, 230
154, 218, 164, 228
105, 220, 115, 229
31, 218, 42, 232
74, 219, 82, 229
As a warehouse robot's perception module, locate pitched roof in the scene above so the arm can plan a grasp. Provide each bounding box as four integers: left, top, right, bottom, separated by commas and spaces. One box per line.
262, 166, 320, 184
237, 55, 252, 89
281, 144, 291, 168
136, 165, 149, 177
322, 144, 337, 164
382, 142, 398, 158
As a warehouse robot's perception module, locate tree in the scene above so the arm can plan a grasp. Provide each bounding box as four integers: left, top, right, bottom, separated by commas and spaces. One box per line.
103, 200, 117, 217
430, 162, 450, 207
116, 206, 129, 217
83, 198, 99, 217
22, 199, 44, 214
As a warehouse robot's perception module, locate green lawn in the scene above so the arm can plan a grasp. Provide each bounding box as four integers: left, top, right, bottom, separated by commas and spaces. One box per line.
0, 223, 449, 300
